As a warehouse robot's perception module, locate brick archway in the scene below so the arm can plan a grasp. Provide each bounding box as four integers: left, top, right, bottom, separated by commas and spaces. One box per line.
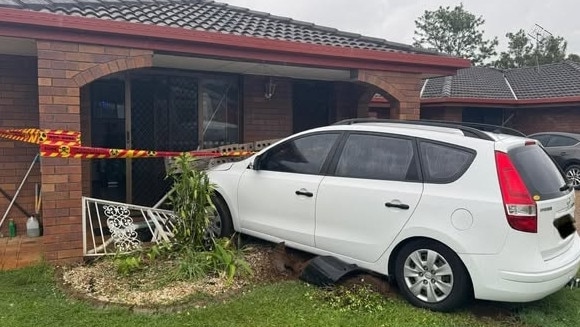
356, 70, 422, 120
36, 41, 153, 263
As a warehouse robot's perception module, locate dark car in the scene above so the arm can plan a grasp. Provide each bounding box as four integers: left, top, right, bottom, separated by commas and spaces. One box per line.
528, 132, 580, 187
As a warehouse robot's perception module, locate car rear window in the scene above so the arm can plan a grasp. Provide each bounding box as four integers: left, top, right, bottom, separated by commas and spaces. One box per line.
509, 145, 570, 200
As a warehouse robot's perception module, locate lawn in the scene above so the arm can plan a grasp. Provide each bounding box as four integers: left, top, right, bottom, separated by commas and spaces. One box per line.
1, 264, 578, 327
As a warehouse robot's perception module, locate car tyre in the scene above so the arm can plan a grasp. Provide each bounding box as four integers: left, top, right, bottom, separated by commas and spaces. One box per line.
394, 239, 472, 312
564, 165, 580, 188
205, 195, 234, 242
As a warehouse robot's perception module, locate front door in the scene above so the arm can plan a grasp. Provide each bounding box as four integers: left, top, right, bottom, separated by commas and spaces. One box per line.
237, 132, 341, 246
293, 81, 333, 133
90, 79, 127, 203
316, 133, 423, 263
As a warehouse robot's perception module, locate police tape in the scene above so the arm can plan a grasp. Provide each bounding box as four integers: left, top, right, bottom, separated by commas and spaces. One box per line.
0, 128, 81, 146
2, 128, 258, 159
39, 143, 255, 159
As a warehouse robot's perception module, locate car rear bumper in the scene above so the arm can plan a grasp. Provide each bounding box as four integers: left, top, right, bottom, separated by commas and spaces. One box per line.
463, 233, 580, 302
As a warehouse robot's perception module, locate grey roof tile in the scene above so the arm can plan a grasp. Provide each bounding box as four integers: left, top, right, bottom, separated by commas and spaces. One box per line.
422, 67, 514, 99
0, 0, 442, 55
421, 61, 580, 100
506, 62, 580, 99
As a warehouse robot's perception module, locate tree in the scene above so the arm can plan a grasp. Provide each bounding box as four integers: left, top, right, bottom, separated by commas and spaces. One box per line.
413, 3, 498, 65
494, 29, 579, 68
566, 53, 580, 63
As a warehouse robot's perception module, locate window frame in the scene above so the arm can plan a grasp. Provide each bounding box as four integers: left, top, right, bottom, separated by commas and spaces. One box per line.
545, 135, 580, 148
416, 139, 476, 184
256, 131, 344, 176
326, 131, 423, 183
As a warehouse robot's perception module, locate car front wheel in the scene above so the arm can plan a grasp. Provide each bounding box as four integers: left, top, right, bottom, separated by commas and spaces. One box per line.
205, 195, 234, 243
394, 240, 472, 312
565, 165, 580, 188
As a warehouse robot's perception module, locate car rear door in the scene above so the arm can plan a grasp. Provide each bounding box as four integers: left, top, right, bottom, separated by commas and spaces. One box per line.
237, 132, 341, 247
509, 144, 577, 260
315, 132, 423, 263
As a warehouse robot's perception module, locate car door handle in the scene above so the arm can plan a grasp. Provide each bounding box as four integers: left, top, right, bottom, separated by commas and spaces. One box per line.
385, 202, 410, 210
295, 189, 314, 197
560, 152, 567, 155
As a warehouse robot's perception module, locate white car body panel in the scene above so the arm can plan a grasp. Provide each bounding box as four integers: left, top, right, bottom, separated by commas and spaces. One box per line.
207, 123, 580, 304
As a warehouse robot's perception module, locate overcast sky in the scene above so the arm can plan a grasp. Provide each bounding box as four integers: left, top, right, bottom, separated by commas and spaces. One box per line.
220, 0, 580, 56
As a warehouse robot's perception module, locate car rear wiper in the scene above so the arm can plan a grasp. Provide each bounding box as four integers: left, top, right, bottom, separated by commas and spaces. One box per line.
559, 184, 572, 192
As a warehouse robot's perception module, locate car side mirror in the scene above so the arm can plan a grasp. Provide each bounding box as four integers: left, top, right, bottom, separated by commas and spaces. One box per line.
250, 155, 262, 170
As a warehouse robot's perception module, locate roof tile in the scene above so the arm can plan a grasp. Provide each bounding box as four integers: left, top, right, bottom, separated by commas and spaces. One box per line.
422, 61, 580, 100
0, 0, 442, 55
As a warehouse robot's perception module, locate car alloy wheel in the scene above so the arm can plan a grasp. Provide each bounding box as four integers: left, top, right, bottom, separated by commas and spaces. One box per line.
403, 249, 454, 303
395, 240, 471, 311
565, 165, 580, 188
205, 207, 223, 240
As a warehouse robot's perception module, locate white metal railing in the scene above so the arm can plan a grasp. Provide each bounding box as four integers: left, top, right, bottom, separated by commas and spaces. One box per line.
82, 196, 176, 256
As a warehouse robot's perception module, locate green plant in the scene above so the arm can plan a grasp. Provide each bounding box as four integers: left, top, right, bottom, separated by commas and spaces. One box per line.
307, 284, 391, 314
207, 237, 252, 283
113, 254, 143, 276
167, 153, 215, 250
175, 247, 211, 281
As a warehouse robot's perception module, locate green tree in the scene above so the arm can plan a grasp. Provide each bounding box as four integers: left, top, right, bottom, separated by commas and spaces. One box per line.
567, 53, 580, 63
494, 29, 578, 68
413, 3, 498, 65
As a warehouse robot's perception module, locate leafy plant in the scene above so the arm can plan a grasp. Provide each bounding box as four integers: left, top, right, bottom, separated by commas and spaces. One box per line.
175, 247, 211, 281
207, 237, 252, 283
167, 153, 215, 250
113, 254, 143, 276
306, 284, 391, 314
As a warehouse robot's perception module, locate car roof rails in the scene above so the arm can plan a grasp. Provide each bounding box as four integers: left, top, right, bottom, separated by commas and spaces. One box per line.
333, 118, 526, 140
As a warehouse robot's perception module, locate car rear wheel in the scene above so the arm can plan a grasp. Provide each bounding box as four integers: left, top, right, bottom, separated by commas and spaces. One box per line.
565, 165, 580, 188
394, 239, 471, 312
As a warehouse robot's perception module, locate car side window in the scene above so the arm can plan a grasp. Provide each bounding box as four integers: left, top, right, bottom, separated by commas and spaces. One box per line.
546, 135, 578, 147
419, 141, 475, 183
334, 134, 418, 181
529, 135, 551, 146
261, 133, 339, 175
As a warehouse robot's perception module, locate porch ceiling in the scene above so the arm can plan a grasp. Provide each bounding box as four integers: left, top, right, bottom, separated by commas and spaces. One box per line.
0, 36, 35, 56
153, 54, 352, 81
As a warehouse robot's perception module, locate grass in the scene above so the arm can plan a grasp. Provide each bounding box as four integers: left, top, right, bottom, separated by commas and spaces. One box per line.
0, 264, 578, 327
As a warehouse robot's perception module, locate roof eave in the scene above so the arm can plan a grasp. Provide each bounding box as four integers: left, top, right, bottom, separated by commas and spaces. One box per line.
420, 96, 580, 107
0, 8, 470, 75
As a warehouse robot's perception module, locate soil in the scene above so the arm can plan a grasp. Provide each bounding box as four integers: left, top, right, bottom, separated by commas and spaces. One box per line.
58, 239, 398, 312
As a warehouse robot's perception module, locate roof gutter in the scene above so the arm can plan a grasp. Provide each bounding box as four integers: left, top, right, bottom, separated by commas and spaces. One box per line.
0, 8, 470, 75
420, 96, 580, 107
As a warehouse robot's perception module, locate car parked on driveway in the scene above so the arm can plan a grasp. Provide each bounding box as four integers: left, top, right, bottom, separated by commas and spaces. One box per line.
208, 120, 580, 311
528, 132, 580, 188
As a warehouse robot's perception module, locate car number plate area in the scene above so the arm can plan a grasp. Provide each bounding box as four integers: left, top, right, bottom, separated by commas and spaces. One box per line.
553, 214, 577, 239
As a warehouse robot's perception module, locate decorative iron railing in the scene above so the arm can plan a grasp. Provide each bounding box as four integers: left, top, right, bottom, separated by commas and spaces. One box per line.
82, 196, 176, 256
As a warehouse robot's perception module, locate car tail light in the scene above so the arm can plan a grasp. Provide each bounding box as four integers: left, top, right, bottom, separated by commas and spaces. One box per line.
495, 151, 537, 233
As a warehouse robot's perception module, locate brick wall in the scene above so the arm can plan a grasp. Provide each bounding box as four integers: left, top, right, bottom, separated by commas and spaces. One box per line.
511, 106, 580, 135
36, 41, 153, 263
357, 70, 422, 120
420, 106, 463, 122
0, 55, 40, 236
243, 75, 293, 142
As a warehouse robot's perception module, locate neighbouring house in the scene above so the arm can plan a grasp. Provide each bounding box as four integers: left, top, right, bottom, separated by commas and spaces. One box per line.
0, 0, 469, 263
370, 61, 580, 134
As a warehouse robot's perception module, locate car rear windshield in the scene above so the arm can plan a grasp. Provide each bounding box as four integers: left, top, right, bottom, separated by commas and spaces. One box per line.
509, 145, 570, 201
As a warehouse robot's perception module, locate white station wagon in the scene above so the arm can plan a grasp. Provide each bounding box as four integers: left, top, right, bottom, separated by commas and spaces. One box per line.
206, 120, 580, 311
